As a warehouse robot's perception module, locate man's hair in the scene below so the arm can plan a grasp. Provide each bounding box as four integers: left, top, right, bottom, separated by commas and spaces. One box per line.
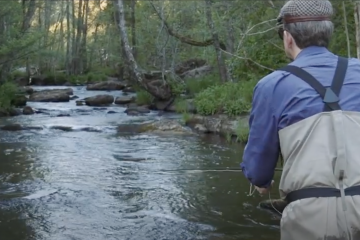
284, 20, 334, 49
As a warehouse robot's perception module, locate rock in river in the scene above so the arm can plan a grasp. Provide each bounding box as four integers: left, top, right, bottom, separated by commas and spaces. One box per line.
28, 88, 73, 102
84, 94, 114, 106
18, 86, 34, 95
124, 105, 150, 116
23, 106, 34, 115
114, 96, 135, 105
86, 81, 126, 91
117, 119, 193, 135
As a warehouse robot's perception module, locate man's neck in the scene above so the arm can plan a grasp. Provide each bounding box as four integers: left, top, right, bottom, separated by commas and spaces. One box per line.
291, 48, 302, 60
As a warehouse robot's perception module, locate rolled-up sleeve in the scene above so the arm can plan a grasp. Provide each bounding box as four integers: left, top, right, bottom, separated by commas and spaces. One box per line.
240, 79, 280, 188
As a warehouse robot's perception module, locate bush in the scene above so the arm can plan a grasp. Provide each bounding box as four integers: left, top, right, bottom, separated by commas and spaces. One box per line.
194, 80, 256, 117
0, 82, 18, 110
185, 74, 219, 96
9, 70, 27, 80
43, 72, 68, 85
174, 98, 188, 113
136, 90, 154, 105
67, 72, 108, 85
235, 120, 249, 143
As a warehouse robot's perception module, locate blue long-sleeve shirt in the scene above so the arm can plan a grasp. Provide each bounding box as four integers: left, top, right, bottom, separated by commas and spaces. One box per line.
240, 46, 360, 188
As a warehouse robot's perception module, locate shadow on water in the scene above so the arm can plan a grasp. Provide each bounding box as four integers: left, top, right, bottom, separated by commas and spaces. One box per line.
0, 142, 41, 240
0, 86, 281, 240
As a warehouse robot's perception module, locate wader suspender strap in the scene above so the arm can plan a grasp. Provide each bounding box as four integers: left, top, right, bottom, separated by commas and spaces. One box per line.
279, 56, 348, 112
278, 56, 358, 204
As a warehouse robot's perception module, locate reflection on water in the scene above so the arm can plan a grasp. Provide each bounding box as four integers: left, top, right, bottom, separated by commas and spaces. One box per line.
0, 86, 281, 240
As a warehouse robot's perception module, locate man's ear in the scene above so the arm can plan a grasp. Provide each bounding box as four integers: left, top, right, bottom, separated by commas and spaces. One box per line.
283, 31, 293, 47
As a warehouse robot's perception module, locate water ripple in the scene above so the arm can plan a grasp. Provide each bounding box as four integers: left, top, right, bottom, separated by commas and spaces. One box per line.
0, 86, 280, 240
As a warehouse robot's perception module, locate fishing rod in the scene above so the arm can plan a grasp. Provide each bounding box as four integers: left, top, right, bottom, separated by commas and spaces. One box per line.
158, 168, 283, 172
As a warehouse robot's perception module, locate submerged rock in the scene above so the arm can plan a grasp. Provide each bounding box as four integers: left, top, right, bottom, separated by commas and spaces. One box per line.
84, 94, 114, 106
76, 100, 85, 106
22, 106, 34, 115
0, 124, 42, 131
124, 104, 150, 116
70, 95, 79, 100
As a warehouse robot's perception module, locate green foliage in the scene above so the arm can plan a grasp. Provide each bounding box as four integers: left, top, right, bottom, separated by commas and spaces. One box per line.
9, 70, 27, 80
42, 72, 68, 85
136, 90, 154, 105
194, 80, 256, 117
0, 82, 18, 110
89, 66, 119, 77
34, 71, 109, 85
174, 98, 188, 113
235, 121, 249, 143
185, 74, 220, 96
181, 112, 191, 123
85, 72, 108, 83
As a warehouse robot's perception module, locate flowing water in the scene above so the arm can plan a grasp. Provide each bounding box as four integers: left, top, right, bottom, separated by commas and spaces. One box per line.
0, 86, 282, 240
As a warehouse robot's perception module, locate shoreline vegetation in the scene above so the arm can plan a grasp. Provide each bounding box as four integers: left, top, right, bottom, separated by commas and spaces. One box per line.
0, 0, 357, 147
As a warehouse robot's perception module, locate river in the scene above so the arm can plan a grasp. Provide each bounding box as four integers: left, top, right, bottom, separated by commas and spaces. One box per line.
0, 86, 281, 240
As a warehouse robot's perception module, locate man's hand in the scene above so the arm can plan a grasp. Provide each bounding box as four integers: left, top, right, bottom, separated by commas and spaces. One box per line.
255, 180, 274, 196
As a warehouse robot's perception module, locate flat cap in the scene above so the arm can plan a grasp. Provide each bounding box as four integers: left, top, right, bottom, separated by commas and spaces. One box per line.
278, 0, 333, 24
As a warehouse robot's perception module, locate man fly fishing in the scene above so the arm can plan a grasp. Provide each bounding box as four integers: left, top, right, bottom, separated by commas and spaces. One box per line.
240, 0, 360, 239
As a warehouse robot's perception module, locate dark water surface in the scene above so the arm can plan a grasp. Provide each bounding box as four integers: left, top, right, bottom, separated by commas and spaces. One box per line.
0, 86, 281, 240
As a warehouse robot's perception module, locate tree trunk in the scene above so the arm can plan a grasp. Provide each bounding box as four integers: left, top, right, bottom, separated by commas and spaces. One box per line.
114, 0, 172, 100
130, 0, 137, 59
80, 0, 89, 72
355, 1, 360, 59
343, 1, 351, 58
204, 0, 228, 82
65, 0, 71, 74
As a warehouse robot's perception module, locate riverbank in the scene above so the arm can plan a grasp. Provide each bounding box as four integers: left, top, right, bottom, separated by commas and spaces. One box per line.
1, 78, 252, 143
6, 59, 255, 143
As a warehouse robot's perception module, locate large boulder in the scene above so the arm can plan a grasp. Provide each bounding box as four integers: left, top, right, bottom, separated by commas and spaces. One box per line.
86, 81, 126, 91
28, 88, 73, 102
185, 114, 249, 142
84, 94, 114, 106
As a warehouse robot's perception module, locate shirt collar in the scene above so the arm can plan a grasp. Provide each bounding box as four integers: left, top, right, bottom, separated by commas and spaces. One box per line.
295, 46, 330, 61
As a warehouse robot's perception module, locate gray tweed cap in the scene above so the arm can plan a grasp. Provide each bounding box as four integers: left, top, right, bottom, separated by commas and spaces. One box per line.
279, 0, 333, 19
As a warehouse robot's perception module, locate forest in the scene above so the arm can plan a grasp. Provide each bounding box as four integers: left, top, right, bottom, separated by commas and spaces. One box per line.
0, 0, 359, 141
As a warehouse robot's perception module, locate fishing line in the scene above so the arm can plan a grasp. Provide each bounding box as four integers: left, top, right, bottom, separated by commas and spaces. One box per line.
158, 168, 283, 173
268, 192, 282, 215
247, 183, 282, 216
